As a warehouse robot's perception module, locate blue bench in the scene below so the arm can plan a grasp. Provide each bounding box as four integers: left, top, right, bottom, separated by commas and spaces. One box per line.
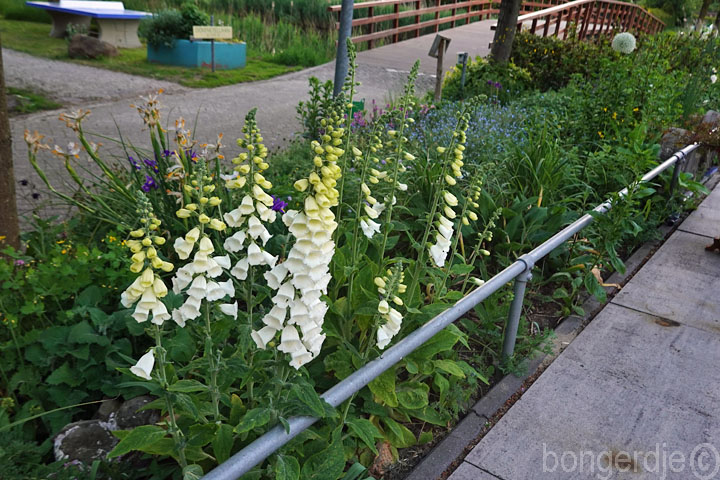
25, 1, 151, 48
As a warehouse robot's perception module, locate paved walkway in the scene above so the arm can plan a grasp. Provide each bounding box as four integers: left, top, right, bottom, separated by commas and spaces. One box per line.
448, 184, 720, 480
6, 19, 494, 217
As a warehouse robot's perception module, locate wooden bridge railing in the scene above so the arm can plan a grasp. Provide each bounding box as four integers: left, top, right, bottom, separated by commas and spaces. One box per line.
512, 0, 664, 40
329, 0, 663, 50
328, 0, 562, 50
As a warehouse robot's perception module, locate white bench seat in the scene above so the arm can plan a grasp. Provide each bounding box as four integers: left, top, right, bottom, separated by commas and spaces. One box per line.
25, 1, 151, 48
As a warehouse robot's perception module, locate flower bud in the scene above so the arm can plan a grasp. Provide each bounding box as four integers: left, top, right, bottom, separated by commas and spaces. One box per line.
209, 197, 222, 206
176, 208, 192, 218
141, 237, 152, 247
374, 277, 386, 289
130, 229, 145, 238
378, 300, 390, 314
294, 179, 309, 192
209, 219, 226, 231
198, 214, 210, 224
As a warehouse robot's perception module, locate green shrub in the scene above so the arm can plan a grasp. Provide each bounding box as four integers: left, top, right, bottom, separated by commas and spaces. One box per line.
138, 2, 209, 47
442, 57, 532, 102
510, 32, 615, 91
0, 0, 50, 23
646, 7, 674, 26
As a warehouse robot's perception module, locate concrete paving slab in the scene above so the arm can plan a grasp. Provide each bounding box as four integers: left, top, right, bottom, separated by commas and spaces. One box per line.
678, 204, 720, 239
465, 304, 720, 480
611, 231, 720, 334
447, 462, 501, 480
679, 185, 720, 239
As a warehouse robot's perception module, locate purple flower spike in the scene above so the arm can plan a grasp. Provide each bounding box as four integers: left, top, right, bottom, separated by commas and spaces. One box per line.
141, 175, 158, 192
271, 195, 288, 213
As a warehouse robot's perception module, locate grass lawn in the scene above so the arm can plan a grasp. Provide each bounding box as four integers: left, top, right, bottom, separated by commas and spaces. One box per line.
7, 86, 62, 114
0, 18, 303, 87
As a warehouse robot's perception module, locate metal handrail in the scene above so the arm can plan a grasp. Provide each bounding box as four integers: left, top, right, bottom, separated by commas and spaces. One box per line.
201, 143, 700, 480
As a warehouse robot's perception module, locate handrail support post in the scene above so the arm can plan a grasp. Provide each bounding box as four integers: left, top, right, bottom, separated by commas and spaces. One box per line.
502, 254, 534, 359
669, 151, 686, 197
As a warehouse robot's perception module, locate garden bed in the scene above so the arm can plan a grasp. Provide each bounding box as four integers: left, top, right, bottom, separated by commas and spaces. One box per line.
1, 28, 719, 480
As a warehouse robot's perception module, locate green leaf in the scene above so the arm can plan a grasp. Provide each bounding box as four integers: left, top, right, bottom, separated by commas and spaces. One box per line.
108, 425, 167, 459
433, 373, 449, 397
188, 423, 217, 447
368, 368, 398, 408
418, 430, 433, 445
168, 379, 208, 393
584, 271, 607, 303
183, 464, 204, 480
346, 418, 381, 455
213, 424, 234, 464
407, 405, 449, 426
444, 290, 464, 301
396, 381, 429, 410
324, 349, 355, 380
70, 321, 109, 346
301, 431, 345, 480
408, 328, 460, 362
46, 362, 83, 387
172, 393, 203, 422
433, 359, 465, 378
449, 263, 474, 275
229, 394, 245, 426
274, 454, 300, 480
290, 382, 326, 418
234, 408, 272, 434
381, 417, 415, 448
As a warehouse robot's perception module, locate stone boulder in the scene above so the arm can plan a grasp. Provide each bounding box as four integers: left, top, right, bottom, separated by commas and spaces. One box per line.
68, 34, 118, 59
53, 420, 118, 463
115, 395, 160, 429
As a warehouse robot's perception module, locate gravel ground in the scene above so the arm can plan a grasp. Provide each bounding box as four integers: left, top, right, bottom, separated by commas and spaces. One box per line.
4, 49, 184, 104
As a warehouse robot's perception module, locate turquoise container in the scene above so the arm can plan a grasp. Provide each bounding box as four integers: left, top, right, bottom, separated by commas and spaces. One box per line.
147, 39, 246, 69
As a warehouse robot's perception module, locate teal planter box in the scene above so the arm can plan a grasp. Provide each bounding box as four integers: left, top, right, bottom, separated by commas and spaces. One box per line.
147, 39, 246, 69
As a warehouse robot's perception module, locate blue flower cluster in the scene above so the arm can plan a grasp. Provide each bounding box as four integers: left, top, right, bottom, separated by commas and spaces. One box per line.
409, 101, 530, 165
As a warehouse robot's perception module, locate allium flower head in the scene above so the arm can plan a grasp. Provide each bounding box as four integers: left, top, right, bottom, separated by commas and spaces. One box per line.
612, 32, 636, 54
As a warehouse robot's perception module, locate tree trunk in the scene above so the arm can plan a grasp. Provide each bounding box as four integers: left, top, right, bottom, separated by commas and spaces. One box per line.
490, 0, 522, 63
0, 33, 20, 250
695, 0, 711, 29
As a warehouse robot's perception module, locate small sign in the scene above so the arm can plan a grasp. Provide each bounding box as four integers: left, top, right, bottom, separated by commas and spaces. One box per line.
428, 34, 450, 58
193, 26, 232, 40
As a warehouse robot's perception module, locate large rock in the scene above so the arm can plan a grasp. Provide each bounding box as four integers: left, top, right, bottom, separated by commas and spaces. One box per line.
68, 34, 118, 59
53, 420, 119, 463
115, 395, 160, 429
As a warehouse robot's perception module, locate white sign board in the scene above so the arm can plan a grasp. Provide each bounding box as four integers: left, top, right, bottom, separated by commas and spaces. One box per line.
193, 26, 233, 40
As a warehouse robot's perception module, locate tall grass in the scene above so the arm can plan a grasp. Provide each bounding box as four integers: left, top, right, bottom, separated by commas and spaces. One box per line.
123, 0, 334, 29
222, 13, 336, 66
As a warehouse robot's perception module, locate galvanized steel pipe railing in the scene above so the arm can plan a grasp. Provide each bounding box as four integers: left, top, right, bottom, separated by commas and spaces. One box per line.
202, 143, 700, 480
